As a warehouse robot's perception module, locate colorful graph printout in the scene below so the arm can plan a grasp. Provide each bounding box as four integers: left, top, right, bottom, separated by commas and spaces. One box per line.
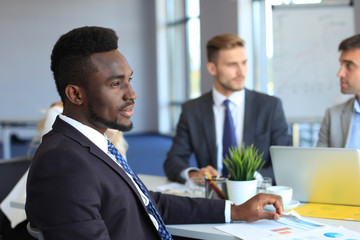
215, 211, 360, 240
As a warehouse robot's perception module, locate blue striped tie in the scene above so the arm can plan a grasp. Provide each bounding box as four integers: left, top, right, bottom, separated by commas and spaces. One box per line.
107, 140, 173, 240
222, 99, 237, 177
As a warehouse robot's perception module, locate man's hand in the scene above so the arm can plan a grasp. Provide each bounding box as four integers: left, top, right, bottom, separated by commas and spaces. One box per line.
188, 165, 219, 178
231, 193, 284, 222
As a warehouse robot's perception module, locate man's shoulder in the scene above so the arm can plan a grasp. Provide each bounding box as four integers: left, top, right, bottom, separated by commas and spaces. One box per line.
36, 120, 91, 158
182, 91, 212, 108
327, 97, 354, 112
33, 131, 94, 172
36, 131, 77, 156
245, 89, 281, 104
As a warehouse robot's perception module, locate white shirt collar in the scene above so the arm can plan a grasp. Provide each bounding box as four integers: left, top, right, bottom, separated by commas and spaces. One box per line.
59, 114, 108, 153
212, 87, 245, 107
354, 98, 360, 114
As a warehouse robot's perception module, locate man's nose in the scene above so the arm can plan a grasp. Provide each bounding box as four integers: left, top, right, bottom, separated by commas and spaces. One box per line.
237, 64, 246, 76
337, 65, 345, 78
124, 85, 137, 101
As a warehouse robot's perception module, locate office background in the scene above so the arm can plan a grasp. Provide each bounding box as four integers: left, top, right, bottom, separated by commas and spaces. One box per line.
1, 0, 360, 147
1, 3, 360, 238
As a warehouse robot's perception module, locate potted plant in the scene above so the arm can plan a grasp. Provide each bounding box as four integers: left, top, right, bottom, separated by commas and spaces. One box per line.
223, 144, 264, 204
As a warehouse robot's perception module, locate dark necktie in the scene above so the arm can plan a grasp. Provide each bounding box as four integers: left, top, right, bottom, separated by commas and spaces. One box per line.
222, 99, 237, 177
107, 140, 173, 240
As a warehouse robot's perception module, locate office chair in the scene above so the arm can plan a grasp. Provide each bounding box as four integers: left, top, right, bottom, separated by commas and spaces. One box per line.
0, 156, 33, 239
26, 222, 44, 240
0, 156, 32, 202
125, 132, 197, 176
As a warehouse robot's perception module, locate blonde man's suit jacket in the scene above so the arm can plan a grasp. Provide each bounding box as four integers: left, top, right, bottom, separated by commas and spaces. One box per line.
317, 97, 355, 148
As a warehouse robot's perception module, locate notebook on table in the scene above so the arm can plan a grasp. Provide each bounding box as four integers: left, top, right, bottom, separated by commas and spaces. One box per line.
270, 146, 360, 206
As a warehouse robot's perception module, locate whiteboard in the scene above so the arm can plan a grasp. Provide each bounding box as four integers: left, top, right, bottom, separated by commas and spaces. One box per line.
272, 5, 355, 121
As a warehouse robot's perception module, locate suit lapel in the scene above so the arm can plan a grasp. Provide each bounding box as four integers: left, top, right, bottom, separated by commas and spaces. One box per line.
52, 117, 147, 207
243, 89, 255, 147
341, 98, 354, 147
88, 143, 152, 211
201, 92, 217, 167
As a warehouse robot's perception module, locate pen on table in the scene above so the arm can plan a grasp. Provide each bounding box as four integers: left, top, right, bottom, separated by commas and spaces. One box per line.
207, 175, 221, 198
204, 173, 227, 199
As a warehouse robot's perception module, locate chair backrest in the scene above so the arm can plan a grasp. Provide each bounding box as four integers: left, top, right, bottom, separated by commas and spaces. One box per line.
0, 156, 32, 202
27, 222, 45, 240
125, 133, 172, 176
0, 156, 32, 238
125, 133, 197, 176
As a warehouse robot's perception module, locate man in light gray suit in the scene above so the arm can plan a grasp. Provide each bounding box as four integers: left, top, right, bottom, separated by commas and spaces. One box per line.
317, 34, 360, 149
164, 34, 291, 184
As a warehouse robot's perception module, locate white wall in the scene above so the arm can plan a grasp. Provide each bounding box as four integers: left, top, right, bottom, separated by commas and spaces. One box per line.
355, 0, 360, 33
0, 0, 158, 135
199, 0, 239, 94
199, 0, 255, 94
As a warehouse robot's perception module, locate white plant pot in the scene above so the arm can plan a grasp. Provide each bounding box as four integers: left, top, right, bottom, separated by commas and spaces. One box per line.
226, 179, 257, 205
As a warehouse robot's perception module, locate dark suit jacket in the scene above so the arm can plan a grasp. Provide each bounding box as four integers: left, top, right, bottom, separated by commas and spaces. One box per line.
26, 117, 226, 240
164, 89, 291, 183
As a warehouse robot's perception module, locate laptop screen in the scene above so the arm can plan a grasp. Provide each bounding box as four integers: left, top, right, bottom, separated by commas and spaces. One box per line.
270, 146, 360, 206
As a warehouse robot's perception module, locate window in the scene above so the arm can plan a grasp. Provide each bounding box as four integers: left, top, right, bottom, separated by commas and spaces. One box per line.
156, 0, 200, 134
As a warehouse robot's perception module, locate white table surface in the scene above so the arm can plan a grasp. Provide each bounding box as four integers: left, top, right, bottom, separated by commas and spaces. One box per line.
138, 174, 360, 239
9, 174, 360, 239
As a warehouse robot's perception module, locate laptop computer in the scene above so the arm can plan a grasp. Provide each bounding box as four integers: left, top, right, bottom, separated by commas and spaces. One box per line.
270, 146, 360, 206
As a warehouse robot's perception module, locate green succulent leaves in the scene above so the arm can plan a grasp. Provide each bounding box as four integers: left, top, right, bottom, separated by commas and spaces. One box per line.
222, 144, 265, 181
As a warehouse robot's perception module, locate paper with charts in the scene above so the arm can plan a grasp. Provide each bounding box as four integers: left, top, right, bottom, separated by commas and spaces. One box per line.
215, 211, 360, 240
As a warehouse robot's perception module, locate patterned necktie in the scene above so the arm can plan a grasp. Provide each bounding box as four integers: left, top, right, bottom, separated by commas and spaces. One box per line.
222, 99, 237, 177
107, 140, 172, 240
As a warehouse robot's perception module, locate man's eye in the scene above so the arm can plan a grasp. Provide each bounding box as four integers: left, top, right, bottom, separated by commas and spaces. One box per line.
111, 81, 120, 87
346, 63, 353, 70
226, 63, 236, 67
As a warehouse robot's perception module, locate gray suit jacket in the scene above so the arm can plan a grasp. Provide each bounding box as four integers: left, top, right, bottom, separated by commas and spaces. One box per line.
26, 117, 226, 240
317, 97, 354, 148
164, 89, 291, 183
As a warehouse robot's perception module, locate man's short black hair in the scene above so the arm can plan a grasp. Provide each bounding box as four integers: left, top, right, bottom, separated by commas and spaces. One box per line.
338, 34, 360, 52
51, 26, 118, 102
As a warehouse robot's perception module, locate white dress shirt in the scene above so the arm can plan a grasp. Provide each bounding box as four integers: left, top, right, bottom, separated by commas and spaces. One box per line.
212, 87, 245, 174
347, 99, 360, 149
181, 88, 245, 178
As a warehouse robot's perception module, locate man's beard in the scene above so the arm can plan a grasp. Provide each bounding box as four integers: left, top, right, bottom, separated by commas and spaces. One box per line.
88, 103, 133, 132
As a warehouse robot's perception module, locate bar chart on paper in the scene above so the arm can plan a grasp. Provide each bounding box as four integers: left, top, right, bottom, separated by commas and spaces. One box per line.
268, 216, 325, 234
215, 211, 360, 240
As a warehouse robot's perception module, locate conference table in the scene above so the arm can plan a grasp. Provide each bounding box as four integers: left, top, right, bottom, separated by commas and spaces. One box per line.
8, 174, 360, 239
138, 174, 360, 240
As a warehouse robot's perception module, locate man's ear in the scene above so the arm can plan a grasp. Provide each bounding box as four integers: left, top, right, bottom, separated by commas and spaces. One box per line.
65, 85, 84, 105
207, 62, 217, 76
